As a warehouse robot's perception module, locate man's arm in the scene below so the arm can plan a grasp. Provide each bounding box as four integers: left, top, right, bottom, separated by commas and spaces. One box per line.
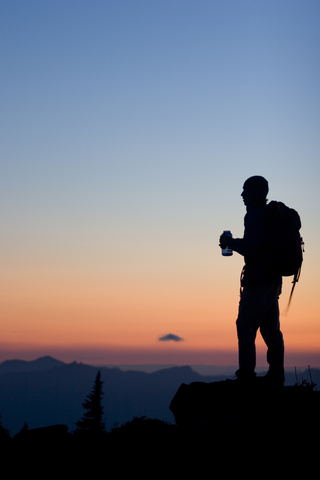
219, 210, 264, 257
219, 233, 245, 256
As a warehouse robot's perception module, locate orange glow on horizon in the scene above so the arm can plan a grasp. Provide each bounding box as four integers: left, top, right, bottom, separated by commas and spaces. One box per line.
1, 244, 319, 368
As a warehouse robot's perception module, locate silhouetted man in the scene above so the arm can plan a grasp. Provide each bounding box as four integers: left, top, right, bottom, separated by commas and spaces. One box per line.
219, 176, 284, 386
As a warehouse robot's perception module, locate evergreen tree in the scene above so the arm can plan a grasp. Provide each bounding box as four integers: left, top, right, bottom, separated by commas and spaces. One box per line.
75, 370, 106, 437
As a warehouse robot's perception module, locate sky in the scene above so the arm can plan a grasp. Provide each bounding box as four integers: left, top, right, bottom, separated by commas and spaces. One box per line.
1, 0, 320, 368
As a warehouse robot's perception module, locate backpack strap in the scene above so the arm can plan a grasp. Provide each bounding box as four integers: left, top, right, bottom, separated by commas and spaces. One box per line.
239, 266, 245, 296
285, 238, 304, 314
286, 269, 300, 312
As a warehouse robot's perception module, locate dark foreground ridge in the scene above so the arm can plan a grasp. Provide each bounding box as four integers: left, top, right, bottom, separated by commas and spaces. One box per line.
1, 378, 319, 477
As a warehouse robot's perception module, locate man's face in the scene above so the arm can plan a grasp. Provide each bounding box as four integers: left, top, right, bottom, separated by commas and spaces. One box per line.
241, 188, 251, 206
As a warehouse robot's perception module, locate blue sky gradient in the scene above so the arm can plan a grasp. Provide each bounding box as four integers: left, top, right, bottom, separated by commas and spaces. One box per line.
1, 1, 320, 365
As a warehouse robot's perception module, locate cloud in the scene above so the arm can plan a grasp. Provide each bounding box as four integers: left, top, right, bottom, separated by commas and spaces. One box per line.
158, 333, 184, 342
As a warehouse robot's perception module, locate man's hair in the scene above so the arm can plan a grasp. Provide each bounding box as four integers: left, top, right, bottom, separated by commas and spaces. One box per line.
243, 176, 269, 199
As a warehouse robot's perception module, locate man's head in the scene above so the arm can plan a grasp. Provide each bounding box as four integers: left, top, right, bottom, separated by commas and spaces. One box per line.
241, 176, 268, 207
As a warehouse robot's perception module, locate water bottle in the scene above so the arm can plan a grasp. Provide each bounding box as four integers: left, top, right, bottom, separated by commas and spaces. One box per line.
221, 230, 233, 256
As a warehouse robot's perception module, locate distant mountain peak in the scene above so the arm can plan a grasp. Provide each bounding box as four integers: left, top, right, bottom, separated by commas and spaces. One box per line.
0, 356, 65, 375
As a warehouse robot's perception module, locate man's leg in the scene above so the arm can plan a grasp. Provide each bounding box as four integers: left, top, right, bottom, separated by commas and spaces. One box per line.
260, 283, 284, 384
236, 286, 259, 379
236, 283, 283, 381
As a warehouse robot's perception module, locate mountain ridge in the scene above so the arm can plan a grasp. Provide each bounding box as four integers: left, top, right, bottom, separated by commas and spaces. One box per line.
0, 356, 318, 436
0, 356, 65, 375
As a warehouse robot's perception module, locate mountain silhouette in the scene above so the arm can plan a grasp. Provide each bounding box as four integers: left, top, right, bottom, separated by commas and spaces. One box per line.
0, 356, 319, 437
0, 357, 319, 478
0, 356, 65, 375
0, 358, 218, 435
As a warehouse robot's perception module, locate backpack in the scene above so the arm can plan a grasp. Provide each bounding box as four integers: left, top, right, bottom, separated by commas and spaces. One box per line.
264, 201, 304, 310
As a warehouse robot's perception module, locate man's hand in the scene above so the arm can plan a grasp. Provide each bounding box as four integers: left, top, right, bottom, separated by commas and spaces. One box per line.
219, 233, 232, 249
